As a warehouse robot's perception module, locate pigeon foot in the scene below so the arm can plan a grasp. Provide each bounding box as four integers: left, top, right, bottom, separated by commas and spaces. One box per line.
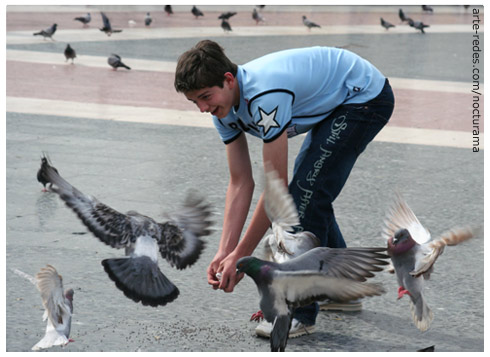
397, 286, 411, 299
250, 310, 264, 322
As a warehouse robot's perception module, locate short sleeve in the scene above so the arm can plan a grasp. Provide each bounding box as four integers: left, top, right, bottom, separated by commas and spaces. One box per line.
212, 116, 242, 144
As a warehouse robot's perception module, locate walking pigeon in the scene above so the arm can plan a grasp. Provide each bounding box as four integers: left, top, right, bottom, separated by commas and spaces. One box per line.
221, 19, 232, 33
64, 44, 76, 64
237, 247, 389, 351
422, 5, 434, 13
74, 13, 91, 26
38, 157, 213, 307
302, 16, 321, 31
100, 12, 122, 36
192, 6, 204, 19
218, 11, 236, 20
408, 19, 430, 33
383, 193, 474, 331
252, 8, 265, 24
37, 155, 58, 192
108, 54, 131, 70
164, 5, 173, 16
145, 12, 152, 27
380, 17, 395, 30
33, 23, 57, 40
32, 265, 74, 351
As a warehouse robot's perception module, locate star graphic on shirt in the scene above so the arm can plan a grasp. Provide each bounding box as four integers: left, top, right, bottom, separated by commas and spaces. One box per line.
257, 106, 280, 135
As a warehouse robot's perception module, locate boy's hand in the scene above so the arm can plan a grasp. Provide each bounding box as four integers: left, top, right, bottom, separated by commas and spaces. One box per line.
217, 251, 244, 293
207, 252, 227, 290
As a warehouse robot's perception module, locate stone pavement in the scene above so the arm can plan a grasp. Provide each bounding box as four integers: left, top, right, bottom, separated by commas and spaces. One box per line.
5, 4, 484, 352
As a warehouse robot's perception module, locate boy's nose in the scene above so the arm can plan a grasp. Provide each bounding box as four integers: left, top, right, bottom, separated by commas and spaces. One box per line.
197, 101, 209, 113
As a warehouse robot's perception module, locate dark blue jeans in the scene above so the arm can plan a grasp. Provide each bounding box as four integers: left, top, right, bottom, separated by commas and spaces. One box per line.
289, 79, 395, 325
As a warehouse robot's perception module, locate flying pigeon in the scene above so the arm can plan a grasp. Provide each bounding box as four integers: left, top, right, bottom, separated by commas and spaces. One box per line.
302, 16, 321, 31
33, 23, 57, 40
192, 6, 204, 19
221, 19, 232, 33
37, 154, 58, 192
383, 193, 474, 331
252, 8, 265, 24
164, 5, 173, 16
38, 157, 213, 307
145, 12, 152, 27
100, 12, 122, 36
422, 5, 434, 13
380, 17, 395, 30
108, 54, 131, 70
408, 19, 430, 33
32, 265, 74, 351
64, 44, 76, 64
74, 13, 91, 27
237, 247, 389, 351
218, 11, 236, 20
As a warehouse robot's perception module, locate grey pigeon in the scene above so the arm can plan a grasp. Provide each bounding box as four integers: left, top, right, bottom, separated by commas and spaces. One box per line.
192, 6, 204, 19
38, 157, 213, 307
100, 12, 122, 36
108, 54, 131, 70
221, 19, 232, 33
302, 16, 321, 31
37, 154, 58, 192
252, 8, 265, 24
421, 5, 434, 13
398, 8, 408, 22
164, 5, 173, 16
380, 17, 395, 30
64, 44, 76, 64
237, 247, 388, 351
408, 18, 430, 33
74, 13, 91, 26
33, 23, 57, 40
145, 12, 152, 26
383, 193, 474, 331
32, 265, 74, 351
218, 11, 236, 20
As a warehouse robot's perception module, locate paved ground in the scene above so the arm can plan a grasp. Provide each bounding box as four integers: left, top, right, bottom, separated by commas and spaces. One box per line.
4, 4, 484, 353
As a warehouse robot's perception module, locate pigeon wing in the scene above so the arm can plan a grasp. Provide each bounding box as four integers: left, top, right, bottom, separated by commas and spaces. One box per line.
101, 12, 111, 29
36, 265, 71, 327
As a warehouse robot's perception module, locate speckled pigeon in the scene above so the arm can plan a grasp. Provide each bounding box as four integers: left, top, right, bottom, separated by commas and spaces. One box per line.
100, 12, 122, 36
38, 157, 213, 307
33, 23, 57, 40
32, 265, 74, 351
237, 247, 389, 351
108, 54, 131, 70
383, 193, 474, 331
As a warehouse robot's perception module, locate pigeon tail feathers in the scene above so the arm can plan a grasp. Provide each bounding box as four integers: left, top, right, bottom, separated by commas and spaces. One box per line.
409, 293, 433, 332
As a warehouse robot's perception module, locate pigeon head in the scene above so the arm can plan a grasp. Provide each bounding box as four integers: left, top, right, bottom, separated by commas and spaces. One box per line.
387, 228, 416, 255
64, 288, 74, 301
236, 256, 269, 281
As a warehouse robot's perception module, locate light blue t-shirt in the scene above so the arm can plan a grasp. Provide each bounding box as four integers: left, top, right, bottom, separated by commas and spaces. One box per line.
213, 46, 386, 144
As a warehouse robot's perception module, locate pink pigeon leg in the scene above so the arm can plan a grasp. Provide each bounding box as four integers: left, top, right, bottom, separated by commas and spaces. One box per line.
397, 286, 411, 299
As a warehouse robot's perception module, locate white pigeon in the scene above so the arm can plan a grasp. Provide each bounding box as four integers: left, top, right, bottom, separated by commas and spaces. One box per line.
32, 265, 74, 351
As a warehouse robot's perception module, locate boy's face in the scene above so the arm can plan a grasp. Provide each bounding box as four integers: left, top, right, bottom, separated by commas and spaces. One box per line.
184, 72, 238, 119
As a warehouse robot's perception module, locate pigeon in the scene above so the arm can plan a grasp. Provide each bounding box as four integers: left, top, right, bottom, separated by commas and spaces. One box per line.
64, 44, 76, 64
221, 19, 232, 33
145, 12, 152, 27
398, 8, 412, 23
108, 54, 131, 70
302, 16, 321, 31
237, 247, 389, 351
100, 12, 122, 36
422, 5, 434, 13
37, 154, 58, 192
38, 157, 213, 307
32, 265, 74, 351
74, 13, 91, 26
380, 17, 395, 30
33, 23, 57, 40
408, 19, 430, 33
164, 5, 173, 16
218, 11, 236, 20
192, 6, 204, 19
252, 8, 265, 24
383, 193, 474, 331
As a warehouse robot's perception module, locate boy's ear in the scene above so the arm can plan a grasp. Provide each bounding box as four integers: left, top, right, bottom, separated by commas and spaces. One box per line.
223, 72, 235, 87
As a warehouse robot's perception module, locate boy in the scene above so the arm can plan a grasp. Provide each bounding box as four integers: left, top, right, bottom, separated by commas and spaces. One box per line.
174, 40, 394, 337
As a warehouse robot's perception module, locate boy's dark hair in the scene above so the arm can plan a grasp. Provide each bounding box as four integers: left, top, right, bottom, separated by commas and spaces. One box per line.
174, 40, 238, 93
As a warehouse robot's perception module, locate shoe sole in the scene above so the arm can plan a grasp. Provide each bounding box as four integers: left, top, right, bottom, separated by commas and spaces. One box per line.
255, 325, 315, 339
319, 303, 363, 312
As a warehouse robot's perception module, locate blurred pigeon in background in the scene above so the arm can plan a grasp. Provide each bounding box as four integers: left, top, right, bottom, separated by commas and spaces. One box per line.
33, 23, 57, 40
302, 16, 321, 31
398, 8, 412, 23
221, 19, 232, 33
252, 8, 265, 24
408, 18, 430, 33
192, 6, 204, 19
108, 54, 131, 70
218, 11, 236, 20
237, 247, 388, 351
383, 193, 474, 331
422, 5, 434, 13
38, 157, 213, 307
37, 154, 58, 192
145, 12, 152, 26
164, 5, 173, 16
73, 13, 91, 27
100, 12, 122, 36
380, 17, 395, 30
31, 265, 74, 351
64, 44, 76, 64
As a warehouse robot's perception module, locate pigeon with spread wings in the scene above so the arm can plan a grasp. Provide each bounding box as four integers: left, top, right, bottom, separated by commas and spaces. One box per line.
38, 157, 213, 307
